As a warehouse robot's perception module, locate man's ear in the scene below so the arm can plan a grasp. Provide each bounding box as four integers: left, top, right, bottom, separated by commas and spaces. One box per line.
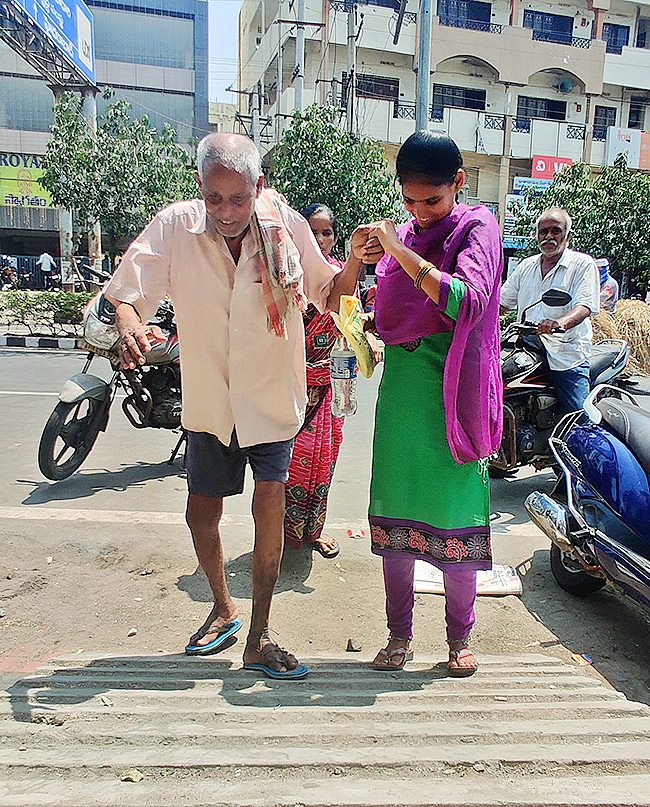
256, 175, 264, 196
195, 171, 202, 192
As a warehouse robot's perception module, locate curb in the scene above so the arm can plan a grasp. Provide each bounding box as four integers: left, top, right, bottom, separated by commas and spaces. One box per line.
0, 335, 82, 350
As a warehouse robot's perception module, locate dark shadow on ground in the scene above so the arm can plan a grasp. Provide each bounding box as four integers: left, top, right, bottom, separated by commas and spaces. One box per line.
176, 545, 315, 603
19, 460, 184, 505
5, 653, 457, 722
517, 547, 650, 706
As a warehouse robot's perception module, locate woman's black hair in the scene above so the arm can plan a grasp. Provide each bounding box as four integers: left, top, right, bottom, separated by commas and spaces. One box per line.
301, 203, 339, 238
396, 130, 463, 186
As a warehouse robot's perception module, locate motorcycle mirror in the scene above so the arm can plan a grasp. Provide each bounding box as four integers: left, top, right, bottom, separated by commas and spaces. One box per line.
541, 289, 572, 308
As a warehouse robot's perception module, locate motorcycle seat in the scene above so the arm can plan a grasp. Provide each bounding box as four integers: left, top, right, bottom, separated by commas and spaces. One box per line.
596, 399, 650, 479
589, 344, 622, 384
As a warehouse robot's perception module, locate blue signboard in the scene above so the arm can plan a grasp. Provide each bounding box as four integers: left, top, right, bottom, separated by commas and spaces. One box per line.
11, 0, 95, 85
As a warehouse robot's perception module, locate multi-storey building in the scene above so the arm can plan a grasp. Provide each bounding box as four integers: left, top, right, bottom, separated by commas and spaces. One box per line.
0, 0, 208, 254
238, 0, 650, 233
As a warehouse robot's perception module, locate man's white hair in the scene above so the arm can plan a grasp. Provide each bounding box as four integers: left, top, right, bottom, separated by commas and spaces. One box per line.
535, 208, 572, 234
196, 133, 262, 183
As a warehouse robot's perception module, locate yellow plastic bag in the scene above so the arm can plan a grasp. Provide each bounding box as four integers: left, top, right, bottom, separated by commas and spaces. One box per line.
331, 295, 378, 379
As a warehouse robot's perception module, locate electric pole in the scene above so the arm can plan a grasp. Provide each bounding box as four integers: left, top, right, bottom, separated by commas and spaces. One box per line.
415, 0, 432, 131
346, 4, 356, 134
276, 0, 283, 139
295, 0, 306, 110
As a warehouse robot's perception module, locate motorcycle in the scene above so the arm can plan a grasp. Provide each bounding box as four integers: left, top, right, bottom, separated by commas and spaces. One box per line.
525, 384, 650, 614
38, 294, 184, 480
491, 289, 630, 474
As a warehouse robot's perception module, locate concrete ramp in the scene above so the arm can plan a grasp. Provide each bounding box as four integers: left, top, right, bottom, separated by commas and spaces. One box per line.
2, 653, 650, 806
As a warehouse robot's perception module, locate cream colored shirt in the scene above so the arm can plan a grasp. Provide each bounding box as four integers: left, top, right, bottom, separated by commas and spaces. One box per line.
105, 199, 340, 447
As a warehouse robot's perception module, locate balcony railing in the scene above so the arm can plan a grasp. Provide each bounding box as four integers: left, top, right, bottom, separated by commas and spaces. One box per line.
393, 102, 445, 121
530, 29, 591, 48
512, 117, 531, 133
484, 114, 505, 130
593, 126, 608, 141
566, 124, 585, 140
605, 41, 625, 54
439, 16, 502, 34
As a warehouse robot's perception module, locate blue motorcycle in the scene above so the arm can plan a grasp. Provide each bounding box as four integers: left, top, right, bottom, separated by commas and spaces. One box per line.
525, 385, 650, 612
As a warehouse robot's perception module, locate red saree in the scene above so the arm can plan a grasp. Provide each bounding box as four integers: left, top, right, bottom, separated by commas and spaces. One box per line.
284, 258, 345, 549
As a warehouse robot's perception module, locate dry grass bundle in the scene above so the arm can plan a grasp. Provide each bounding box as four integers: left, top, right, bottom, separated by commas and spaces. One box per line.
592, 311, 620, 342
613, 300, 650, 375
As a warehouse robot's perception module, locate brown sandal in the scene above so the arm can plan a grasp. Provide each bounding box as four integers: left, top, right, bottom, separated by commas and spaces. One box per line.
447, 645, 478, 677
371, 637, 413, 671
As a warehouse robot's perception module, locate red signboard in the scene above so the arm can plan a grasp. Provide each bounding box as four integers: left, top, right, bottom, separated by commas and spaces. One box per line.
531, 155, 573, 179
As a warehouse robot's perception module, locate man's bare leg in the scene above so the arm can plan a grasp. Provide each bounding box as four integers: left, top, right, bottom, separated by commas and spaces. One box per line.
242, 480, 299, 673
186, 493, 239, 646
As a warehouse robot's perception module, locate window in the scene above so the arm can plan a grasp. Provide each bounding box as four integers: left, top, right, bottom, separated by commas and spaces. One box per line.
602, 22, 630, 55
96, 88, 195, 142
91, 7, 195, 69
523, 10, 573, 44
593, 105, 616, 141
636, 19, 649, 48
628, 100, 645, 130
357, 0, 401, 7
517, 95, 566, 122
433, 84, 486, 112
437, 0, 491, 25
0, 74, 54, 132
341, 73, 399, 103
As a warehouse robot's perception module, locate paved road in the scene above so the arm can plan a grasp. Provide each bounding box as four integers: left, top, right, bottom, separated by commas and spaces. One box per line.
0, 348, 649, 708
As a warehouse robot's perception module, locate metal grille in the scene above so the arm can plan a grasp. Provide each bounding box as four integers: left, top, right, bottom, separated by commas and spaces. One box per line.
430, 106, 444, 122
393, 101, 416, 119
592, 126, 607, 141
530, 29, 591, 48
484, 114, 504, 130
566, 125, 585, 140
439, 17, 502, 33
512, 117, 531, 133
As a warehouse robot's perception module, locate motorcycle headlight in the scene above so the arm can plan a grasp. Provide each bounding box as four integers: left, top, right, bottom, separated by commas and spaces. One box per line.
83, 297, 120, 350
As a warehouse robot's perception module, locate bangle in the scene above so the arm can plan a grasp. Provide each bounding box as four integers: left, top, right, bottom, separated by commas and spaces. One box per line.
413, 262, 435, 289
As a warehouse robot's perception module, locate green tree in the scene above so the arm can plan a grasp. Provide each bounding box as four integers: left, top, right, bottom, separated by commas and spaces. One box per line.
272, 105, 403, 245
511, 155, 650, 295
40, 90, 197, 259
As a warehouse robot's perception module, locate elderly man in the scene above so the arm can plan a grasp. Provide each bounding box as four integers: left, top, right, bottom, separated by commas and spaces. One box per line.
105, 133, 380, 678
500, 208, 600, 413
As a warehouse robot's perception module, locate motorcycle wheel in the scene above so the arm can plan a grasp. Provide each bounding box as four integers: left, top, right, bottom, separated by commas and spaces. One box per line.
549, 544, 606, 596
38, 398, 108, 480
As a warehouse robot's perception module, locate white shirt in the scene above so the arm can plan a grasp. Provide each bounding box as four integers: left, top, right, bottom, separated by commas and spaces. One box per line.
500, 248, 600, 371
37, 253, 55, 272
104, 199, 340, 447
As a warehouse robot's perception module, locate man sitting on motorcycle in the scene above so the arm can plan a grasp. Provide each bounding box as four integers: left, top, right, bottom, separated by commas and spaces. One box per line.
104, 133, 381, 679
500, 208, 600, 414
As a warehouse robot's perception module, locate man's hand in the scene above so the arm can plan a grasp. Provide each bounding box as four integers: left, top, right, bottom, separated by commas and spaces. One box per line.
114, 302, 162, 370
350, 224, 385, 264
537, 318, 562, 335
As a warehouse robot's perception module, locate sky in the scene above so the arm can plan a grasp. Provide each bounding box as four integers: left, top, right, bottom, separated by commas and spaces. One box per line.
208, 0, 245, 103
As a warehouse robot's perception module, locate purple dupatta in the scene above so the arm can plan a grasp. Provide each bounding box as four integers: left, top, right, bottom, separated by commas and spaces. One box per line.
375, 204, 503, 464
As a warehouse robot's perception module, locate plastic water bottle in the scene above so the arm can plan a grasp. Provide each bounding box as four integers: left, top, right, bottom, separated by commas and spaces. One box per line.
330, 338, 358, 416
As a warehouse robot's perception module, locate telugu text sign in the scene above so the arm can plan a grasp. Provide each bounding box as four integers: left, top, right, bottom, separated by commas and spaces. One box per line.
10, 0, 95, 85
0, 153, 53, 209
531, 155, 573, 180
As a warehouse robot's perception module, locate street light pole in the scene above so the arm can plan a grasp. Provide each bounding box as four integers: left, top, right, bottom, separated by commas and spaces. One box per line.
415, 0, 432, 131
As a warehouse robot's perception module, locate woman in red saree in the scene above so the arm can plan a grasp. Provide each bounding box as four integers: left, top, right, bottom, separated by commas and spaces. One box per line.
284, 204, 344, 558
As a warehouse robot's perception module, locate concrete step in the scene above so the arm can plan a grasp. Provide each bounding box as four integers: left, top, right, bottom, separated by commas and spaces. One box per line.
3, 774, 650, 807
1, 653, 649, 806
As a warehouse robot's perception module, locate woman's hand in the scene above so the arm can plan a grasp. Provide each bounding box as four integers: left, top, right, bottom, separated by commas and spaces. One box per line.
349, 224, 385, 264
368, 220, 402, 258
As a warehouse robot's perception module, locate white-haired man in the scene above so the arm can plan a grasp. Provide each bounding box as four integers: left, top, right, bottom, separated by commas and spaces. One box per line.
500, 207, 600, 413
105, 133, 381, 678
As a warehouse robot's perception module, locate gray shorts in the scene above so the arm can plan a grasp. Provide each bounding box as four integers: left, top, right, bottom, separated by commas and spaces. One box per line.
185, 430, 294, 498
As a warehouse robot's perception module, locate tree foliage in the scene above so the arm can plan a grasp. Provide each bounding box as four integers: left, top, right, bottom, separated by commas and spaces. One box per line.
272, 105, 403, 244
511, 154, 650, 293
40, 91, 197, 257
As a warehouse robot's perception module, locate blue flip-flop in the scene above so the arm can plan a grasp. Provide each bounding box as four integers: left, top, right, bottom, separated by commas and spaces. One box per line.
243, 663, 309, 680
185, 619, 242, 656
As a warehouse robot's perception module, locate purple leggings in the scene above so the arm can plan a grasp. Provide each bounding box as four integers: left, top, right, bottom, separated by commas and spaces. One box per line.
383, 553, 477, 642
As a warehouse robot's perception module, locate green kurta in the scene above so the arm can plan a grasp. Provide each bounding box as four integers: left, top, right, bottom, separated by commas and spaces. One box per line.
369, 277, 492, 570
